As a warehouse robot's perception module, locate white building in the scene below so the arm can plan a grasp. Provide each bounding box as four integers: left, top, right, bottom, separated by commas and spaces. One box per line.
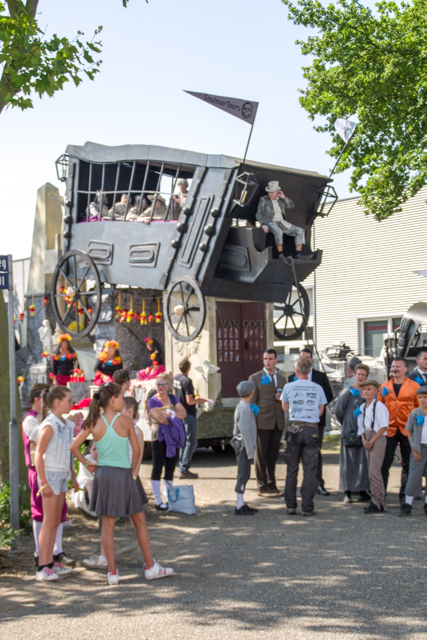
275, 185, 427, 358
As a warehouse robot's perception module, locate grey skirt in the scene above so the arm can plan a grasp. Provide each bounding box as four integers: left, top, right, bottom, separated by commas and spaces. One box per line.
89, 466, 143, 517
135, 477, 148, 506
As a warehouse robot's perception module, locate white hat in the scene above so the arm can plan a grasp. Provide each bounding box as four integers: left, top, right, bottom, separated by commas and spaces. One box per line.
265, 181, 281, 193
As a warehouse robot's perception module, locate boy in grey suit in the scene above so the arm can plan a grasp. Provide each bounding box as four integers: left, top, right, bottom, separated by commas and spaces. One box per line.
231, 381, 258, 516
399, 386, 427, 516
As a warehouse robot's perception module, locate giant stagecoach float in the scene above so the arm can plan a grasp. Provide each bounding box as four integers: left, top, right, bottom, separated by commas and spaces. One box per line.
52, 142, 337, 446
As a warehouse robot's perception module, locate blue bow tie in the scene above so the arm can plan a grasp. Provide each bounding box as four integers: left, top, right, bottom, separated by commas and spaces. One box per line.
350, 387, 360, 397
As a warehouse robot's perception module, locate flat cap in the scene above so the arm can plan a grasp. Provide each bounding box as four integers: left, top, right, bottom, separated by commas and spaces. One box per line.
359, 378, 380, 390
236, 380, 255, 397
416, 386, 427, 395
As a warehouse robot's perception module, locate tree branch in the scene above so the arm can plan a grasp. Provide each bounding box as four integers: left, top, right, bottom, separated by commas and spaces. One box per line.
5, 0, 21, 18
25, 0, 39, 19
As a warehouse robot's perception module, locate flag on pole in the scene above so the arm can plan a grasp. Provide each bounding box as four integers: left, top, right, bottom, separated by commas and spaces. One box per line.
184, 91, 258, 125
334, 118, 358, 144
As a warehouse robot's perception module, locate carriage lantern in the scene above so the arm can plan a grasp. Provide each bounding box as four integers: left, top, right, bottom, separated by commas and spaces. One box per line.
55, 154, 69, 183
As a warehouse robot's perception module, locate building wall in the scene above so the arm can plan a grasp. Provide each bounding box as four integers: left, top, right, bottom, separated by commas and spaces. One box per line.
312, 185, 427, 354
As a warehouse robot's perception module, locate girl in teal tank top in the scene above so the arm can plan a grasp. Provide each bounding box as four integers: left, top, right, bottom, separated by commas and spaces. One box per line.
96, 414, 131, 468
70, 382, 174, 585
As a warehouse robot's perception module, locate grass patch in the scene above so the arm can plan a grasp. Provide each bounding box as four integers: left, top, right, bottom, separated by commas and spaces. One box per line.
321, 434, 341, 450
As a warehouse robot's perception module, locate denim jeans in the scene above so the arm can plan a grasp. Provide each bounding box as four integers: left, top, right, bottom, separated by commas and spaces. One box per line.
179, 414, 198, 472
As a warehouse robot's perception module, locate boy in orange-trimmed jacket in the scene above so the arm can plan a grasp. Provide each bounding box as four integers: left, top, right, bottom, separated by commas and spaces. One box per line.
378, 357, 420, 503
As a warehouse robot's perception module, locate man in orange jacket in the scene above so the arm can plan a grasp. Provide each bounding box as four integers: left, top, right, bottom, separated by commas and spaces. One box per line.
378, 357, 420, 503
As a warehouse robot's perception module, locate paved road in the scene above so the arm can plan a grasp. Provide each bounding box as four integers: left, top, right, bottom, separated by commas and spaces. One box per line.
1, 444, 427, 640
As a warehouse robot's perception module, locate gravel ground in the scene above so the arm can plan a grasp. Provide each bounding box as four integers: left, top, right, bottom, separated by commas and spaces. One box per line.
1, 441, 427, 640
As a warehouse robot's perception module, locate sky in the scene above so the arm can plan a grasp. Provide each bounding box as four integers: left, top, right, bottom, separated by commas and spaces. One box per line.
0, 0, 355, 260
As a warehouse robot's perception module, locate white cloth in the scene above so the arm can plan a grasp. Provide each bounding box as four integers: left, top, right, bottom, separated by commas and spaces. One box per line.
357, 400, 389, 435
128, 424, 143, 463
421, 416, 427, 444
271, 198, 283, 223
281, 379, 327, 424
22, 414, 41, 442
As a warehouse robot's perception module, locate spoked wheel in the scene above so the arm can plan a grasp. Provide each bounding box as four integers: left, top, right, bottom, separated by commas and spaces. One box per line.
164, 276, 206, 342
274, 283, 310, 340
51, 250, 102, 339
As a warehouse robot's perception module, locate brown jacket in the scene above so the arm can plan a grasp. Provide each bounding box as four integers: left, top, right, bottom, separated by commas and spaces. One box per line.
249, 369, 286, 431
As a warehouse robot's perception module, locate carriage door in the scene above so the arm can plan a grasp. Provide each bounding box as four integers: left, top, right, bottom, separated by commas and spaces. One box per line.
216, 302, 267, 398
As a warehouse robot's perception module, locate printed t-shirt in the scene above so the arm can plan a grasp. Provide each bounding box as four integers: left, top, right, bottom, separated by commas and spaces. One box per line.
281, 379, 327, 424
173, 374, 196, 417
357, 401, 389, 435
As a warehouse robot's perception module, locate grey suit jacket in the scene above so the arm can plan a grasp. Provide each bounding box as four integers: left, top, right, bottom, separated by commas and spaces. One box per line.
249, 369, 287, 431
255, 195, 295, 226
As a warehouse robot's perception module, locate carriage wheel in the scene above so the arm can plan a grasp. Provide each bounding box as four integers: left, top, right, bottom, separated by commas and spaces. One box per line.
164, 276, 206, 342
273, 283, 310, 341
51, 250, 102, 339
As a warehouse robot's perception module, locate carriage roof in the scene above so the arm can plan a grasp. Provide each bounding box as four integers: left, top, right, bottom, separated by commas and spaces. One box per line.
65, 141, 329, 181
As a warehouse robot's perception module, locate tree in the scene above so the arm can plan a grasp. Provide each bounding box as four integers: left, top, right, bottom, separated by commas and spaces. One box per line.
0, 0, 132, 114
282, 0, 427, 220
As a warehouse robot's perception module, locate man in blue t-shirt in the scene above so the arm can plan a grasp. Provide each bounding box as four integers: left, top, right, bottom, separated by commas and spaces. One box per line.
281, 357, 327, 516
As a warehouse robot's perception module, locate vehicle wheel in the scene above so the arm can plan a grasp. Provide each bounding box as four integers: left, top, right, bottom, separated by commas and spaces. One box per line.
274, 283, 309, 341
164, 276, 206, 342
51, 250, 102, 339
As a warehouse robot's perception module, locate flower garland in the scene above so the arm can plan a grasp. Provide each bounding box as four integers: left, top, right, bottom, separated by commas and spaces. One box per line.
52, 353, 76, 362
98, 351, 122, 367
57, 333, 72, 343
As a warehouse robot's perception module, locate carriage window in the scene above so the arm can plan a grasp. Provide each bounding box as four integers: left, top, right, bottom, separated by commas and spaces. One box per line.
76, 160, 196, 223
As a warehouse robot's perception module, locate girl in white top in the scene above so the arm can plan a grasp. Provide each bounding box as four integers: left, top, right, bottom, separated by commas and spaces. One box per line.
35, 386, 87, 582
357, 379, 389, 513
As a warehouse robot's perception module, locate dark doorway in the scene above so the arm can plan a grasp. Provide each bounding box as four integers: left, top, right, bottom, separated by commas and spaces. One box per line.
217, 301, 267, 398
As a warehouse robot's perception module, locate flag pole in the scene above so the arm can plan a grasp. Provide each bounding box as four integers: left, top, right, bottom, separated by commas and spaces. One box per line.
328, 124, 358, 179
241, 113, 257, 169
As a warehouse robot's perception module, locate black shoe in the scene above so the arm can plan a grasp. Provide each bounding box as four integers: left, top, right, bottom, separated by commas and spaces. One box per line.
235, 504, 257, 516
33, 555, 39, 567
155, 502, 169, 512
364, 501, 380, 514
302, 510, 317, 517
424, 504, 427, 516
398, 503, 412, 517
357, 492, 370, 503
278, 253, 286, 262
316, 486, 330, 496
294, 252, 314, 260
53, 551, 74, 565
178, 470, 198, 479
287, 508, 297, 515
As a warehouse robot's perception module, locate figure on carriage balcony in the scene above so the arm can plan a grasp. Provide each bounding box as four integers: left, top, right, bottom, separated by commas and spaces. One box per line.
256, 181, 313, 261
109, 193, 130, 220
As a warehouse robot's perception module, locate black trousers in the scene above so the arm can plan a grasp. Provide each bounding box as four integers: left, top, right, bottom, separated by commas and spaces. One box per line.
284, 426, 320, 513
317, 426, 325, 488
381, 431, 411, 498
255, 426, 283, 491
151, 440, 177, 481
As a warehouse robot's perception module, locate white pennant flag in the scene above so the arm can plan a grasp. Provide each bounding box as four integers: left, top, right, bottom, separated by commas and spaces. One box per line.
334, 118, 358, 144
184, 91, 258, 125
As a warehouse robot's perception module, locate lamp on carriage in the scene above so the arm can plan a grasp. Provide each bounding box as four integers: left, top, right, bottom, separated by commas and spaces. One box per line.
233, 172, 259, 208
55, 154, 69, 183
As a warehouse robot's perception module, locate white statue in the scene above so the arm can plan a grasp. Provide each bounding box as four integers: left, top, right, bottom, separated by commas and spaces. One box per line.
195, 359, 220, 382
38, 319, 53, 356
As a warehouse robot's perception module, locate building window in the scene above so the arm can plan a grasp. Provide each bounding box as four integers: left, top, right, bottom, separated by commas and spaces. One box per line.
362, 317, 403, 357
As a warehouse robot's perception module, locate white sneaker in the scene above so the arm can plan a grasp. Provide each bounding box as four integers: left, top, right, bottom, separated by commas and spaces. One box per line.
83, 555, 108, 570
107, 571, 119, 585
35, 567, 59, 582
145, 560, 174, 580
52, 562, 73, 577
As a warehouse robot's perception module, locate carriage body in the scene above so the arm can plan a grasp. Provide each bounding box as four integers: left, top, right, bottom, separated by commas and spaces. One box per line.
53, 142, 334, 340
